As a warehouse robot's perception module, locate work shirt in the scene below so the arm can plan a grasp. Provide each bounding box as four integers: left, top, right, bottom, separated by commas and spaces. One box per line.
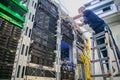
83, 9, 105, 31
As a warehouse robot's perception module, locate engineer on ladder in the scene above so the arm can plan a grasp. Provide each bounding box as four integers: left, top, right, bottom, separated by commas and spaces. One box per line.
73, 6, 120, 70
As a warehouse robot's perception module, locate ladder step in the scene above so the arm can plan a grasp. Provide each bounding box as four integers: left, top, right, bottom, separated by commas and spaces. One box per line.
91, 57, 108, 63
96, 35, 105, 40
95, 60, 116, 64
91, 74, 108, 77
112, 60, 117, 63
93, 31, 105, 39
100, 48, 107, 52
91, 43, 106, 50
102, 62, 108, 64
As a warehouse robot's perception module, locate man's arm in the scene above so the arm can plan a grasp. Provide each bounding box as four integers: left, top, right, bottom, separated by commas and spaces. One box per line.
72, 13, 83, 20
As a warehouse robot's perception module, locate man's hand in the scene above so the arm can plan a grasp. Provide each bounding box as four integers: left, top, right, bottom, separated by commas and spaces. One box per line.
75, 22, 84, 30
77, 22, 85, 27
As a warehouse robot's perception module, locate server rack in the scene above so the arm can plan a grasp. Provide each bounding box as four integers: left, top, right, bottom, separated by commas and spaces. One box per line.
0, 18, 22, 79
26, 0, 58, 78
0, 0, 28, 79
60, 19, 75, 80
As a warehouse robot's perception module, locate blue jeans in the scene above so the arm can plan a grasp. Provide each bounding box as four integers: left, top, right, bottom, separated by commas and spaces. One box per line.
94, 24, 120, 70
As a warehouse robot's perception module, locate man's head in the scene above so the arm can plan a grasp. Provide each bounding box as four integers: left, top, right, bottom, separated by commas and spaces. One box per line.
78, 6, 85, 14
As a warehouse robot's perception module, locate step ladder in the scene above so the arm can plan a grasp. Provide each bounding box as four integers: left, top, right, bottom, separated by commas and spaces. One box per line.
90, 28, 120, 80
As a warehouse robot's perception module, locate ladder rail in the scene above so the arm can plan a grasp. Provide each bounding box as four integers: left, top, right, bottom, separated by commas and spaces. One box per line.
105, 28, 120, 71
104, 29, 114, 80
91, 32, 96, 80
97, 47, 107, 80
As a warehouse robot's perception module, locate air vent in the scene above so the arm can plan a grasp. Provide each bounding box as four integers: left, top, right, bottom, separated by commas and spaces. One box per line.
103, 6, 111, 12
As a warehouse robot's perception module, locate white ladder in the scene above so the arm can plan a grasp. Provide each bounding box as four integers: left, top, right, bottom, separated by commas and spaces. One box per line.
90, 28, 120, 80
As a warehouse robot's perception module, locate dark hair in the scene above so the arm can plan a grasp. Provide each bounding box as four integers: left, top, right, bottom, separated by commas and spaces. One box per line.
78, 6, 85, 13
